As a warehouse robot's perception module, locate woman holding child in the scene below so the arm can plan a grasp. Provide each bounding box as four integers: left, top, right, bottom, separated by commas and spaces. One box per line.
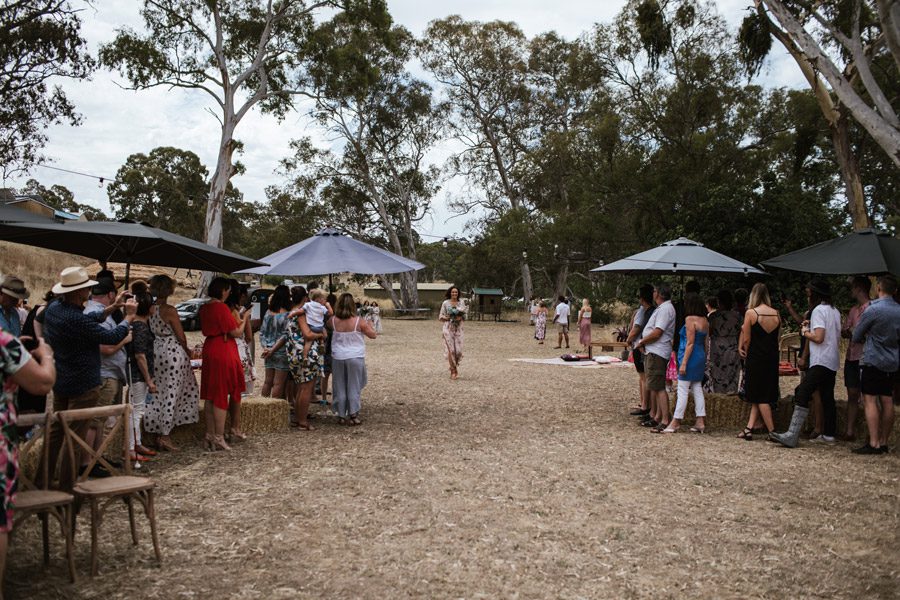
439, 286, 467, 380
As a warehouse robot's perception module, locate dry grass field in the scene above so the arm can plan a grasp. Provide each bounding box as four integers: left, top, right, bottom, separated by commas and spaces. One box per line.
7, 319, 900, 599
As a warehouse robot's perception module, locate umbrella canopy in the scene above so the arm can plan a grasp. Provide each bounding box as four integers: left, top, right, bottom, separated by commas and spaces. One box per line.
590, 237, 766, 276
0, 218, 266, 273
762, 228, 900, 276
238, 227, 424, 276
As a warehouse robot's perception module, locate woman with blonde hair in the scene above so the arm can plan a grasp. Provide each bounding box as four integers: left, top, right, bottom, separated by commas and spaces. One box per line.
737, 282, 781, 439
145, 274, 199, 451
330, 293, 377, 425
577, 298, 593, 353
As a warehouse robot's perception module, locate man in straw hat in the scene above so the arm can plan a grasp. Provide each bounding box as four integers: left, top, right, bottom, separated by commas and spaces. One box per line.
41, 267, 137, 488
0, 275, 29, 337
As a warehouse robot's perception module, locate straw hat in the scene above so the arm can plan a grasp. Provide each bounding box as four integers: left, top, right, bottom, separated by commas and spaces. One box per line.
0, 275, 29, 300
52, 266, 98, 295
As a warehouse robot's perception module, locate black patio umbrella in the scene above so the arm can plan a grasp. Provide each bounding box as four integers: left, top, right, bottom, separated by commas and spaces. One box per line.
0, 218, 267, 281
762, 228, 900, 276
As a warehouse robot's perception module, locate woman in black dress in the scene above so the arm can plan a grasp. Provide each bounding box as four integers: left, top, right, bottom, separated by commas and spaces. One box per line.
737, 283, 781, 439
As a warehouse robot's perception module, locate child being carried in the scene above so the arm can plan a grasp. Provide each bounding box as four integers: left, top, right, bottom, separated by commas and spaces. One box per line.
302, 289, 333, 360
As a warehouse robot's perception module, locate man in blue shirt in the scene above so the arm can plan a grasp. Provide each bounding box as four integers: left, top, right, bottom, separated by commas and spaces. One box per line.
851, 274, 900, 455
42, 267, 136, 489
0, 275, 29, 336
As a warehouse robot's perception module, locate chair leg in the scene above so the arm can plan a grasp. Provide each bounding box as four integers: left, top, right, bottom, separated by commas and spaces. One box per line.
61, 505, 77, 583
146, 489, 162, 565
40, 512, 50, 566
126, 496, 138, 546
90, 500, 100, 577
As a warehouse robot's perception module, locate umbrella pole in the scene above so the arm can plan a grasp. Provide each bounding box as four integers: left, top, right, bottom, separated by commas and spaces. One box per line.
328, 273, 333, 292
125, 261, 131, 288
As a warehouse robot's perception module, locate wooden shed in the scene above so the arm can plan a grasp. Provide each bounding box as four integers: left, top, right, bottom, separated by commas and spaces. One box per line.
470, 287, 503, 321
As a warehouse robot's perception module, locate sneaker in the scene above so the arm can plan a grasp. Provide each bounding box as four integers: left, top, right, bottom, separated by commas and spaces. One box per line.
852, 444, 883, 455
809, 435, 836, 444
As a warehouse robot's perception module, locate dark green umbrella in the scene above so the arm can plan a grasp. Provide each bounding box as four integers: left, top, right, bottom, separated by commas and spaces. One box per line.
0, 218, 266, 281
762, 228, 900, 276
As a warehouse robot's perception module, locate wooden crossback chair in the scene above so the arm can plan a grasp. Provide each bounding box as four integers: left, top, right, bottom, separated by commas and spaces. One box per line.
58, 404, 161, 576
12, 411, 76, 582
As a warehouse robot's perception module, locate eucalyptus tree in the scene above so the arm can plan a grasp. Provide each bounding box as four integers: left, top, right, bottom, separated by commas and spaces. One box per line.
281, 18, 444, 308
0, 0, 95, 177
419, 16, 537, 303
737, 1, 900, 229
100, 0, 391, 290
747, 1, 900, 172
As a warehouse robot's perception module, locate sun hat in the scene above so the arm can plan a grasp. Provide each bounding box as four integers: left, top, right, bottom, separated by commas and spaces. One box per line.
0, 275, 30, 300
52, 266, 99, 295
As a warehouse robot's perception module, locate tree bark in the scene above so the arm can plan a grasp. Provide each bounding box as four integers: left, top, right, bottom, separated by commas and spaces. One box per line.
198, 119, 237, 295
376, 274, 403, 308
554, 263, 569, 299
521, 260, 533, 306
762, 0, 900, 167
755, 2, 871, 229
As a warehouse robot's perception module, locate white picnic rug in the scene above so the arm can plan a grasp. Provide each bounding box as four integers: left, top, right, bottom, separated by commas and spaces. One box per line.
508, 356, 630, 368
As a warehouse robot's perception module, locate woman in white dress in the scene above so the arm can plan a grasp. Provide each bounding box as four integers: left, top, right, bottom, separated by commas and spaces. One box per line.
144, 275, 199, 451
371, 301, 382, 334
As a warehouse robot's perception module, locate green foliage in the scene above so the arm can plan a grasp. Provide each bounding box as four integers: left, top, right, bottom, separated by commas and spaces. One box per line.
0, 1, 95, 177
738, 12, 773, 77
635, 0, 671, 69
107, 147, 209, 238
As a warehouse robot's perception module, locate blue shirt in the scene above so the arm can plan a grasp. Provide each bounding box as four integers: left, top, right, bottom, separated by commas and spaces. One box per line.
43, 299, 130, 397
0, 307, 21, 337
84, 299, 127, 381
852, 296, 900, 373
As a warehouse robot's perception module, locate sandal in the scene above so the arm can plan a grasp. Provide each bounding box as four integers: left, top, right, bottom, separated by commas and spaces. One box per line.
296, 423, 315, 431
349, 415, 362, 426
650, 423, 669, 433
737, 427, 753, 441
640, 419, 659, 428
689, 426, 706, 434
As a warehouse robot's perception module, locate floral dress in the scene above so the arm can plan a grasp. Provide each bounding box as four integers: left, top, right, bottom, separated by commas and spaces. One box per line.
440, 300, 467, 370
0, 331, 28, 533
534, 310, 547, 341
704, 309, 743, 394
285, 310, 325, 384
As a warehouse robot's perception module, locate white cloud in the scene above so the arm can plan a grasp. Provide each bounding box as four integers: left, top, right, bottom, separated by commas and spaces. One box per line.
6, 0, 812, 244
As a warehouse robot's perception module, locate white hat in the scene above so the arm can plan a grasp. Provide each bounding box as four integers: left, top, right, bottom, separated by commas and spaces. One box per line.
52, 266, 98, 295
0, 275, 29, 300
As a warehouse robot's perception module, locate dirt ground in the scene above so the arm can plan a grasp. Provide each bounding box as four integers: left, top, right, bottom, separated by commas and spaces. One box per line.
8, 319, 900, 599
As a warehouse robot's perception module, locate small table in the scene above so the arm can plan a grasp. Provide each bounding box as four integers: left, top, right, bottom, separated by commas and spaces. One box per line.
588, 341, 628, 359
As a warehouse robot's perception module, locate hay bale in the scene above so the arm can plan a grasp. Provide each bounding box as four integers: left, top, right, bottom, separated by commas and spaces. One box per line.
18, 432, 43, 485
168, 396, 290, 445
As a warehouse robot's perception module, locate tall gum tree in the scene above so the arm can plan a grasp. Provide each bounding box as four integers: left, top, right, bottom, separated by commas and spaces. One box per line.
419, 16, 536, 303
751, 1, 900, 177
100, 0, 390, 290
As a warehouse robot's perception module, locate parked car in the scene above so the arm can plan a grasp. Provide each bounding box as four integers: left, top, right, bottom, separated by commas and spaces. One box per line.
176, 298, 209, 331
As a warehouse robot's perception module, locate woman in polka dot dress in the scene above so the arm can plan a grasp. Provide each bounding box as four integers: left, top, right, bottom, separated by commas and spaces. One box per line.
144, 275, 199, 451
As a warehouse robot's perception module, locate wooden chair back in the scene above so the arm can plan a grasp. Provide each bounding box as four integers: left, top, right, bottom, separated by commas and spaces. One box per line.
58, 404, 132, 482
15, 411, 50, 492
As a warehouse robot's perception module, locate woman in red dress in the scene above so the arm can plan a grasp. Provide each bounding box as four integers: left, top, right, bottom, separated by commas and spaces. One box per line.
201, 277, 250, 451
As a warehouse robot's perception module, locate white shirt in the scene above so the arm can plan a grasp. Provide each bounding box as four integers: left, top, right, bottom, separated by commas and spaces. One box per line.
555, 302, 570, 324
302, 300, 327, 330
642, 300, 675, 359
809, 303, 842, 372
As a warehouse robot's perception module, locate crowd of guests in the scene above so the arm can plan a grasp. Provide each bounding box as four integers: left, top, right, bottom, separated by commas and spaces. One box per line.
623, 276, 900, 454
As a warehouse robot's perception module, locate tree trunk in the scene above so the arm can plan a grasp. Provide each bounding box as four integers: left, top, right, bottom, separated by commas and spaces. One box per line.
198, 120, 237, 295
521, 260, 533, 306
832, 110, 871, 230
399, 270, 420, 309
554, 263, 569, 299
376, 275, 403, 309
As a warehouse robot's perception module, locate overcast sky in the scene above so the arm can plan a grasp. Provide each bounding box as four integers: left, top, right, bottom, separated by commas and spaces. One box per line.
6, 0, 806, 241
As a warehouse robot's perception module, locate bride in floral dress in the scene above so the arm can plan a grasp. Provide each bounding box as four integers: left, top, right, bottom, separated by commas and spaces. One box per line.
439, 286, 467, 380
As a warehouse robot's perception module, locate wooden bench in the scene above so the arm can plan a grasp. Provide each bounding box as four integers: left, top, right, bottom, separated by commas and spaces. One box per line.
588, 340, 629, 359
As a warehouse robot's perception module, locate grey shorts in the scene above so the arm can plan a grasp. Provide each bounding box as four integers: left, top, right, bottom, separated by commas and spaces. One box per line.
557, 322, 569, 333
645, 353, 668, 391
